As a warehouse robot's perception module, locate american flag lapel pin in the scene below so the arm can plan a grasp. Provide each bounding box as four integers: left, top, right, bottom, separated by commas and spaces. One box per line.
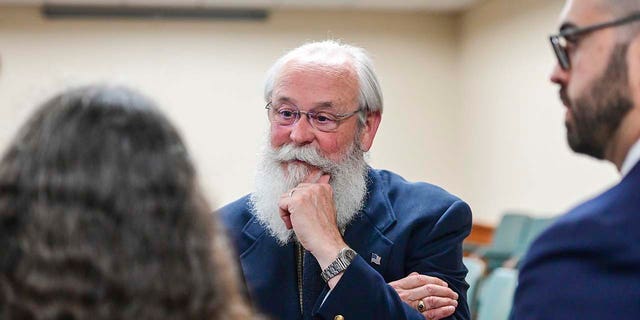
371, 253, 381, 265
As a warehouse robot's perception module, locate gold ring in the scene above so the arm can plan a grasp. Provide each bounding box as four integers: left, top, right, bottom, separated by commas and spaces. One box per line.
417, 300, 426, 312
288, 189, 295, 198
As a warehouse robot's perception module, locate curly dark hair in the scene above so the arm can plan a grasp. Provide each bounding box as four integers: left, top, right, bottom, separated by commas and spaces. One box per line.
0, 85, 253, 320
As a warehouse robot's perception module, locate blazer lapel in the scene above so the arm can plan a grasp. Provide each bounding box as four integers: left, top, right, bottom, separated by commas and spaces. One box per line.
343, 169, 396, 278
239, 216, 301, 319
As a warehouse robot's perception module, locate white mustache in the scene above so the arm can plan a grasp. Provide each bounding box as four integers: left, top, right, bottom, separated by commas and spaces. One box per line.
274, 144, 338, 173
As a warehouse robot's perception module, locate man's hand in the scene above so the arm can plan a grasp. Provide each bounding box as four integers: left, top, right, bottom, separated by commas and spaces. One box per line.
278, 171, 347, 276
389, 272, 459, 320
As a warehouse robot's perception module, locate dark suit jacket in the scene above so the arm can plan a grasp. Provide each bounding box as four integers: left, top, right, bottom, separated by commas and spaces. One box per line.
511, 162, 640, 319
219, 168, 472, 320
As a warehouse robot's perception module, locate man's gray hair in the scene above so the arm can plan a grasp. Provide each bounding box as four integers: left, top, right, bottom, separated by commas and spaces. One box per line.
263, 40, 383, 122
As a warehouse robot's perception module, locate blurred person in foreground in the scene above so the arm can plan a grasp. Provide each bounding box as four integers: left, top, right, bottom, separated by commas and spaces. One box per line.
511, 0, 640, 318
0, 85, 255, 320
219, 40, 472, 320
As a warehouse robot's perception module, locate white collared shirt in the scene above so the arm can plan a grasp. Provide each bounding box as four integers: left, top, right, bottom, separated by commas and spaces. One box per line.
620, 139, 640, 177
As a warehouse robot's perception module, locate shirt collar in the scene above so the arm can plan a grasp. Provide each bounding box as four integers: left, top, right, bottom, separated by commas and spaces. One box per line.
620, 139, 640, 177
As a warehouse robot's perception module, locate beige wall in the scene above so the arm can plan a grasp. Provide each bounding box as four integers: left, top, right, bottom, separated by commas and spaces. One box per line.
0, 0, 621, 225
0, 6, 460, 209
457, 0, 618, 224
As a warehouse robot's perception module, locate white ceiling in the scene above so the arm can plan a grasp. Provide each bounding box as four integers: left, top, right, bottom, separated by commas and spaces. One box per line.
0, 0, 482, 12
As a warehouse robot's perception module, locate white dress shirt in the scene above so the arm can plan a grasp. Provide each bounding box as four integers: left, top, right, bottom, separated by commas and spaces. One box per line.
620, 139, 640, 177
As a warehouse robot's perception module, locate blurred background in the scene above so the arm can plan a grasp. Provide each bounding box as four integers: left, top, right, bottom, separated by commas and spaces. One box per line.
0, 0, 619, 228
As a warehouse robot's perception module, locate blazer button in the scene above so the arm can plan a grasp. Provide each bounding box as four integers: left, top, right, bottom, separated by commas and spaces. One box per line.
334, 316, 344, 320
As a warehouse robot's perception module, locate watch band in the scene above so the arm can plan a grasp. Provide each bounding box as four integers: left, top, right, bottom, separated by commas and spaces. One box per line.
321, 247, 357, 282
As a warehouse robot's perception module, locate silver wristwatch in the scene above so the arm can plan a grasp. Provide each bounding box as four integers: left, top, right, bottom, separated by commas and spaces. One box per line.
321, 247, 357, 282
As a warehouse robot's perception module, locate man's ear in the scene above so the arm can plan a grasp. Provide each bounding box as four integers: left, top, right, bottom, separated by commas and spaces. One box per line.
359, 111, 381, 152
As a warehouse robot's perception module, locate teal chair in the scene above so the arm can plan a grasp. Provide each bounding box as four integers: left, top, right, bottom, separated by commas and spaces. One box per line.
475, 268, 518, 320
509, 216, 556, 268
463, 256, 486, 316
474, 213, 532, 271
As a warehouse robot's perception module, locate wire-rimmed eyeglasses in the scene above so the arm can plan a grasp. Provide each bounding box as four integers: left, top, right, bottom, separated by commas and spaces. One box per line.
265, 101, 362, 132
550, 12, 640, 70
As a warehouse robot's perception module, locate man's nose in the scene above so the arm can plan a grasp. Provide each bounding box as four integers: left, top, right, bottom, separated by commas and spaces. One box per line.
550, 63, 569, 85
289, 114, 315, 145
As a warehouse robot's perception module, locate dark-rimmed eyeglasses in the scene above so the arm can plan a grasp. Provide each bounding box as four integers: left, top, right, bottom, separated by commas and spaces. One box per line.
550, 12, 640, 70
265, 101, 361, 132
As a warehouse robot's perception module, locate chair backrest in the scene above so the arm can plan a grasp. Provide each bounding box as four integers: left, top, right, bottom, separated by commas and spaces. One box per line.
512, 216, 556, 263
463, 256, 486, 316
476, 268, 518, 320
488, 213, 532, 254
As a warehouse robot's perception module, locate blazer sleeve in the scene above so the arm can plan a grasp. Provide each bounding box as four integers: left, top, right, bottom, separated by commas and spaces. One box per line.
408, 200, 472, 320
314, 256, 425, 320
313, 200, 472, 320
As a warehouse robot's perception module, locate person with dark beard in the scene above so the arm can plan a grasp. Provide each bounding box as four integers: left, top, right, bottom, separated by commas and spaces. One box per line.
511, 0, 640, 319
219, 40, 472, 320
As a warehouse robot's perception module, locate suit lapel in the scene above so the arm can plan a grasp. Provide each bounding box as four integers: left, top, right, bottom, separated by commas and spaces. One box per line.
343, 169, 396, 279
239, 216, 301, 319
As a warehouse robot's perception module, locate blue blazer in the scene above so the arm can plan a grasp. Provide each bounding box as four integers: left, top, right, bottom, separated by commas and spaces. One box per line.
219, 168, 472, 320
511, 162, 640, 319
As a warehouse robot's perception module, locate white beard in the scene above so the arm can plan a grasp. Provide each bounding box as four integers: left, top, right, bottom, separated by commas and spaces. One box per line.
249, 141, 368, 245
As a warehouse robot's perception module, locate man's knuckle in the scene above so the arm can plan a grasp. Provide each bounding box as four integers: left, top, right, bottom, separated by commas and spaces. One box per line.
425, 296, 439, 307
425, 284, 436, 295
436, 308, 449, 317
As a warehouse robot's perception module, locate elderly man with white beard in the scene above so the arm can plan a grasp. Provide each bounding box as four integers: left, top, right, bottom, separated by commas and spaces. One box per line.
219, 40, 472, 320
